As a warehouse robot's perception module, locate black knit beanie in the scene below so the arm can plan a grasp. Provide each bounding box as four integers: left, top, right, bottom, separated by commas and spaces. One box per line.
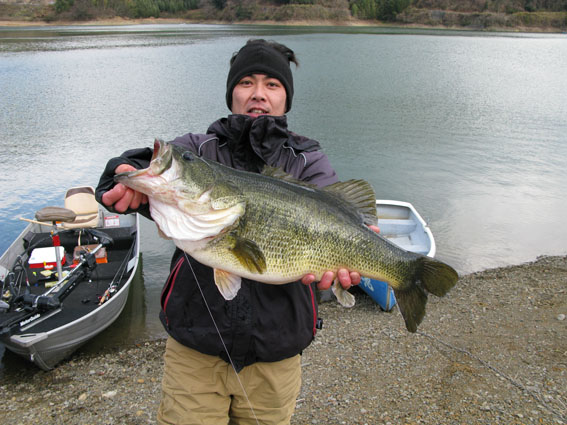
226, 41, 294, 113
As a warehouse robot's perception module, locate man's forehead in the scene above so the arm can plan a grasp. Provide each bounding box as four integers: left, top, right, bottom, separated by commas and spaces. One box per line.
240, 73, 281, 79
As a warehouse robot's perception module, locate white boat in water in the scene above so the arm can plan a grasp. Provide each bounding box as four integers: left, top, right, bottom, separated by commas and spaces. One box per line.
360, 200, 436, 311
0, 186, 140, 370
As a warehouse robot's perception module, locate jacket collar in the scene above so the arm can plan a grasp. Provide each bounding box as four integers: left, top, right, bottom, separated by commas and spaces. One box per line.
207, 114, 320, 172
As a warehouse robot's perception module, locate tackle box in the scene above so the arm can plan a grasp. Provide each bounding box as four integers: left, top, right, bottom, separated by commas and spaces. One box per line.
28, 246, 66, 269
73, 244, 108, 264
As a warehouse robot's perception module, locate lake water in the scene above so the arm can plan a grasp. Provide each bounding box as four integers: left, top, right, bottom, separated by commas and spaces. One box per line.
1, 24, 566, 366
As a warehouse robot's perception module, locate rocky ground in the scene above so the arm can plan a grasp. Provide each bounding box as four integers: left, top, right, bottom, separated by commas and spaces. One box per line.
1, 256, 566, 425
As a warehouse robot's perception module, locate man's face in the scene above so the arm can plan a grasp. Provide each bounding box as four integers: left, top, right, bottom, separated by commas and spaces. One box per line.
231, 73, 287, 118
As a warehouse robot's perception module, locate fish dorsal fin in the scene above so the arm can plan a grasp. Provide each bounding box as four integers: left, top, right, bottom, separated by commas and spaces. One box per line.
261, 166, 317, 189
262, 166, 377, 225
323, 179, 378, 226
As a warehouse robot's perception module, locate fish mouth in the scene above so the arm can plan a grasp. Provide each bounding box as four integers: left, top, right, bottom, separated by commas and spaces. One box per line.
149, 139, 172, 175
151, 139, 164, 161
114, 168, 148, 183
114, 139, 171, 186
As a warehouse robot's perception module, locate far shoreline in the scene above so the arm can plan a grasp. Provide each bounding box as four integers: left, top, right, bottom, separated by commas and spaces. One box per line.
0, 16, 565, 34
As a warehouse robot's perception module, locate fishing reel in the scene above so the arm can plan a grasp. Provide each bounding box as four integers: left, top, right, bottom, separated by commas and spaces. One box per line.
0, 256, 29, 312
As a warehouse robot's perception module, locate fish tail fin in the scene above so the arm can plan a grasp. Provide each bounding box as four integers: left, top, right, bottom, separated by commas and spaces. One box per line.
394, 257, 458, 333
420, 256, 459, 297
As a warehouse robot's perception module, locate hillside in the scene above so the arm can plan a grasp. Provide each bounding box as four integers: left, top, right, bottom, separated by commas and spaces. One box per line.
0, 0, 566, 32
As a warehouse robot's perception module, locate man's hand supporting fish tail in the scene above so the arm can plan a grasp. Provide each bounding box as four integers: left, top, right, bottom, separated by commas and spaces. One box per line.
301, 225, 380, 290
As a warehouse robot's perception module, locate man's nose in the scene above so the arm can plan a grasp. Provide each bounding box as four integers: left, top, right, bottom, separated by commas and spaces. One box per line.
251, 84, 266, 100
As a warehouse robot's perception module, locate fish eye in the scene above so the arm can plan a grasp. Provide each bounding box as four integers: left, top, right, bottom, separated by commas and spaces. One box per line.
182, 151, 194, 162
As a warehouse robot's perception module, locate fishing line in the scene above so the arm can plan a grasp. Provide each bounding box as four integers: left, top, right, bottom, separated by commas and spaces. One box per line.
417, 330, 567, 423
183, 252, 260, 425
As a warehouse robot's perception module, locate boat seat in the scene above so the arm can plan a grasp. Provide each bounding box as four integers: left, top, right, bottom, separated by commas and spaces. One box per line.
36, 206, 77, 224
62, 186, 101, 229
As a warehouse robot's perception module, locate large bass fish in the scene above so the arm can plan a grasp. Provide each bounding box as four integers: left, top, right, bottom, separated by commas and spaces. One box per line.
116, 140, 458, 332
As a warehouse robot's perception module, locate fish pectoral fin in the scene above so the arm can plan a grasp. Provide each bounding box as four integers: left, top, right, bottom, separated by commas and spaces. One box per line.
332, 279, 356, 308
214, 269, 242, 300
230, 235, 267, 274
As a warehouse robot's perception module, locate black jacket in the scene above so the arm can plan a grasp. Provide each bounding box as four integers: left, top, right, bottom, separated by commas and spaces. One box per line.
96, 115, 338, 370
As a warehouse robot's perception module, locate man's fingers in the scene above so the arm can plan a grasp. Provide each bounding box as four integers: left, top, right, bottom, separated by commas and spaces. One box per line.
303, 270, 361, 290
115, 164, 137, 174
337, 269, 351, 289
128, 190, 148, 210
317, 271, 335, 290
102, 164, 147, 212
350, 271, 361, 286
301, 274, 316, 286
113, 187, 135, 213
101, 184, 127, 208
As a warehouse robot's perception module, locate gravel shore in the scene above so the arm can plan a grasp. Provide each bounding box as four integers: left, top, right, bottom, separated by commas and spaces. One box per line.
1, 256, 566, 425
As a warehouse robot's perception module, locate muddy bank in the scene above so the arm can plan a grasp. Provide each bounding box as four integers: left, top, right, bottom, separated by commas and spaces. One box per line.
1, 255, 566, 424
0, 16, 565, 33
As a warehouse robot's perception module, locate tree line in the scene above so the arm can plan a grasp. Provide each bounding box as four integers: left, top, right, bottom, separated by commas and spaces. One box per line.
412, 0, 567, 13
53, 0, 567, 22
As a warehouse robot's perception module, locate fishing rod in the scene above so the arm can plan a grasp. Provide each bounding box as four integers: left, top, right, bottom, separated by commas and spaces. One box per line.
98, 240, 135, 305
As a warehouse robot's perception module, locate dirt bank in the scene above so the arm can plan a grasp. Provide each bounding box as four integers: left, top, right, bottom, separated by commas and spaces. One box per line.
0, 16, 564, 33
1, 255, 566, 424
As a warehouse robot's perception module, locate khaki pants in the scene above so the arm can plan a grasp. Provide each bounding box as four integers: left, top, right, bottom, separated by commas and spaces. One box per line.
158, 337, 302, 425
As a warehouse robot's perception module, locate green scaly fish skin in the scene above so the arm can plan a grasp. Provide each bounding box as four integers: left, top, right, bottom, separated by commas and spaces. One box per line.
116, 139, 459, 332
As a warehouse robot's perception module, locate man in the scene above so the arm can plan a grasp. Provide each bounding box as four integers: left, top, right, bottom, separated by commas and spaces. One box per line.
96, 39, 373, 424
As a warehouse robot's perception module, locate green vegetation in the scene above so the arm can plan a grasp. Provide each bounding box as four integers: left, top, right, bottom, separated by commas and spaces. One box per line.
1, 0, 565, 31
52, 0, 200, 19
411, 0, 567, 13
351, 0, 411, 21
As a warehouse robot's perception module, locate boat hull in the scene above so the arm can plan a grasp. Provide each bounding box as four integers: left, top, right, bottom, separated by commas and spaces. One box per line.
360, 200, 435, 311
1, 211, 140, 370
3, 263, 134, 370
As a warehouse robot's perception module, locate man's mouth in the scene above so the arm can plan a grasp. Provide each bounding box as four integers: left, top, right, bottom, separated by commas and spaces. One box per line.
248, 108, 269, 115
